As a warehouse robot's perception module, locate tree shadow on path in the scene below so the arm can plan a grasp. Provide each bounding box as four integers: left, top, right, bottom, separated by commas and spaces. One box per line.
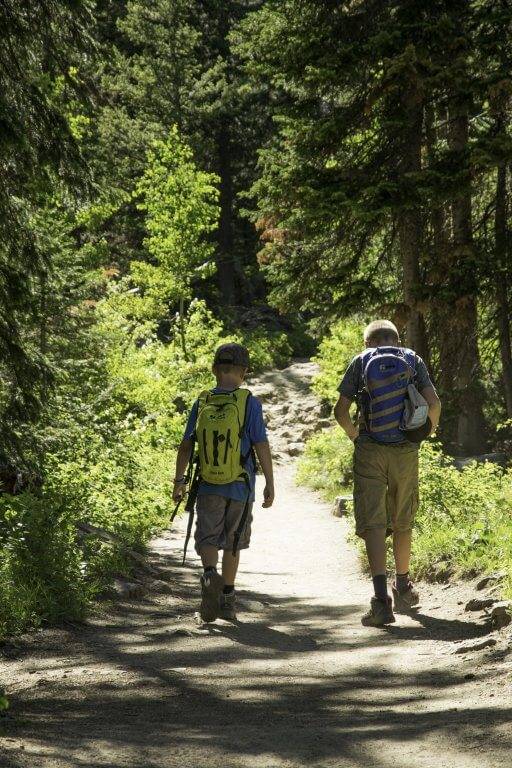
1, 557, 510, 768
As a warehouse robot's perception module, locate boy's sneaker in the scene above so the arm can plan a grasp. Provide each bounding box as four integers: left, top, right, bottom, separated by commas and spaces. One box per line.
219, 590, 237, 621
392, 581, 420, 613
199, 569, 224, 623
361, 596, 396, 627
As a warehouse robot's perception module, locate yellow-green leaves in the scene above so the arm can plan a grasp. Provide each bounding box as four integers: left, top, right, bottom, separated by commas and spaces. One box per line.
134, 127, 220, 316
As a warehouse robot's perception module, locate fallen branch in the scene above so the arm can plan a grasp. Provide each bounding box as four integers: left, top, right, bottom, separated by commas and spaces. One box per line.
75, 521, 157, 574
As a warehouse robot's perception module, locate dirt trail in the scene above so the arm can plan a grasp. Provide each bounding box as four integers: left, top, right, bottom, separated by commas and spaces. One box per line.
2, 361, 512, 768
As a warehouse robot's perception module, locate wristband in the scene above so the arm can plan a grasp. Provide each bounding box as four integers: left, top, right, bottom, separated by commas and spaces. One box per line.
173, 477, 186, 484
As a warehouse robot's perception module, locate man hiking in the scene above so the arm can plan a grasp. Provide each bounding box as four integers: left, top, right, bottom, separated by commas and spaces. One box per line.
172, 343, 275, 623
334, 320, 441, 627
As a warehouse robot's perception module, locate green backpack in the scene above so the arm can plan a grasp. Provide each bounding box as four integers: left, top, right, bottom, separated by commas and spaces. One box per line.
196, 388, 252, 485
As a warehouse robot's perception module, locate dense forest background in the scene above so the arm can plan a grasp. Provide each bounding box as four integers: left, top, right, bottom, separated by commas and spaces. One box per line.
2, 0, 512, 635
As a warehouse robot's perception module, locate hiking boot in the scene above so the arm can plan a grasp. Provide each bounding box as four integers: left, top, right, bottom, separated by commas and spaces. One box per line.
199, 569, 224, 623
219, 590, 237, 621
392, 581, 420, 613
361, 596, 396, 627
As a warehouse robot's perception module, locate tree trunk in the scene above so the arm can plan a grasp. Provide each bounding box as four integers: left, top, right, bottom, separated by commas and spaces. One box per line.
178, 296, 188, 360
397, 79, 429, 361
495, 162, 512, 417
216, 121, 237, 306
444, 110, 486, 453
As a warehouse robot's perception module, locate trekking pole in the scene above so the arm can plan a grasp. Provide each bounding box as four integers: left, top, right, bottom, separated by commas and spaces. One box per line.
182, 460, 200, 565
232, 477, 251, 556
169, 439, 196, 526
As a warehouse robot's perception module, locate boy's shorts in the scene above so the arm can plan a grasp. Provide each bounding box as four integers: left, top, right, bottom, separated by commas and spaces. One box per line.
353, 439, 419, 538
194, 494, 253, 553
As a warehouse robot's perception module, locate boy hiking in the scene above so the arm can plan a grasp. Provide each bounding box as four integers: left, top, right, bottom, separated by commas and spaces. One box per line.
172, 343, 275, 623
334, 320, 441, 627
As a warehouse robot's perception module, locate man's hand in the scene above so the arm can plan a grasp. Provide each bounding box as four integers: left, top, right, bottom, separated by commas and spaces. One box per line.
334, 395, 359, 442
421, 386, 441, 438
262, 484, 275, 508
172, 481, 186, 504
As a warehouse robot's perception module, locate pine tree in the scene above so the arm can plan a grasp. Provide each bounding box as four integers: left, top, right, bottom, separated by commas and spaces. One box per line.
0, 1, 94, 462
90, 0, 272, 307
238, 0, 512, 452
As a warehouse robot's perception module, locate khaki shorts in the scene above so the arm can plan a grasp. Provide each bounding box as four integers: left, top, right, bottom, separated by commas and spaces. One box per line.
194, 494, 253, 553
353, 439, 419, 538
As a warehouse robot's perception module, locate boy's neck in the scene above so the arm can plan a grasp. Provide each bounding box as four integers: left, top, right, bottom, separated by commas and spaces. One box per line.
215, 374, 244, 390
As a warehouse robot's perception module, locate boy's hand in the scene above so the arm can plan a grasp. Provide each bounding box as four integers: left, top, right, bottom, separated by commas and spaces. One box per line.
347, 424, 359, 442
262, 484, 274, 508
172, 481, 186, 504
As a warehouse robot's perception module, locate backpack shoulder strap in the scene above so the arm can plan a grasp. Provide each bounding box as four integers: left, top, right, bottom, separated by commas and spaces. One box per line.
400, 348, 417, 379
235, 387, 251, 404
197, 390, 210, 411
236, 388, 252, 431
236, 389, 254, 468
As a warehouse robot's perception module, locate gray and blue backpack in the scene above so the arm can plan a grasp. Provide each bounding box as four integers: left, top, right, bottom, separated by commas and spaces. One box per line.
359, 346, 419, 444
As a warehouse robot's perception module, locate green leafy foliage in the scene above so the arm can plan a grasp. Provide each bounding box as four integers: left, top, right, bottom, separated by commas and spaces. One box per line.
0, 482, 89, 636
298, 435, 512, 596
311, 318, 365, 403
296, 429, 354, 499
414, 445, 512, 594
135, 130, 220, 310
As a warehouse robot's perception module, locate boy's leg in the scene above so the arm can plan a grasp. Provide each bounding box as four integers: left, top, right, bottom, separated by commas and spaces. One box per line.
195, 495, 226, 622
222, 550, 240, 586
199, 545, 219, 570
218, 499, 253, 620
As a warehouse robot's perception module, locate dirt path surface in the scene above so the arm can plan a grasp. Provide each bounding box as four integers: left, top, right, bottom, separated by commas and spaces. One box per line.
2, 362, 512, 767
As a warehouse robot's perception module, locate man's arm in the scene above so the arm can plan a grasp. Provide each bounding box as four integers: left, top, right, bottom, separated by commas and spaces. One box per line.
254, 441, 274, 508
421, 386, 441, 435
334, 395, 359, 441
172, 438, 194, 503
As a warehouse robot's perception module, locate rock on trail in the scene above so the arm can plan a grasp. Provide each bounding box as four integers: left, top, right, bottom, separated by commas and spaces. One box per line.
1, 360, 511, 768
248, 360, 332, 461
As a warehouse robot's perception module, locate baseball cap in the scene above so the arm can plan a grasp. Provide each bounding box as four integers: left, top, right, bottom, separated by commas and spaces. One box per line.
213, 343, 250, 368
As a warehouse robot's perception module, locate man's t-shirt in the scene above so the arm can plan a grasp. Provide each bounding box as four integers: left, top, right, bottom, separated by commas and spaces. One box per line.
183, 388, 267, 502
338, 348, 434, 444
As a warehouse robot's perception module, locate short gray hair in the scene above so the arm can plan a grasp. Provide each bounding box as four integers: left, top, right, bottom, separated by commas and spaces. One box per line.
363, 319, 400, 346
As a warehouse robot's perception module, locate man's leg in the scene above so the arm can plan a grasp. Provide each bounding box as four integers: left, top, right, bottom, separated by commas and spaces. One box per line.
388, 445, 420, 610
393, 529, 412, 575
354, 442, 394, 625
364, 528, 387, 575
363, 528, 389, 604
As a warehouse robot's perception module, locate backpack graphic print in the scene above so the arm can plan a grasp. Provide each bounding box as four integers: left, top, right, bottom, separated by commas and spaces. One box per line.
196, 388, 251, 484
360, 347, 416, 444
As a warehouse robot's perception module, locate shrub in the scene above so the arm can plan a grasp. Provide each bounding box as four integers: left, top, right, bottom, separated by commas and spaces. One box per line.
414, 443, 512, 592
0, 485, 89, 636
296, 428, 354, 498
312, 317, 365, 403
297, 432, 512, 596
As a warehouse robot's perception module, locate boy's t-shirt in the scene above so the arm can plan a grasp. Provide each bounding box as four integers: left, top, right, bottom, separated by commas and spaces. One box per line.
338, 348, 434, 444
183, 387, 267, 502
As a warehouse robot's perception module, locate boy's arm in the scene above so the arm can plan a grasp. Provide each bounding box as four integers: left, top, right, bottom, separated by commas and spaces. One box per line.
334, 395, 359, 441
254, 441, 274, 508
172, 438, 193, 503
